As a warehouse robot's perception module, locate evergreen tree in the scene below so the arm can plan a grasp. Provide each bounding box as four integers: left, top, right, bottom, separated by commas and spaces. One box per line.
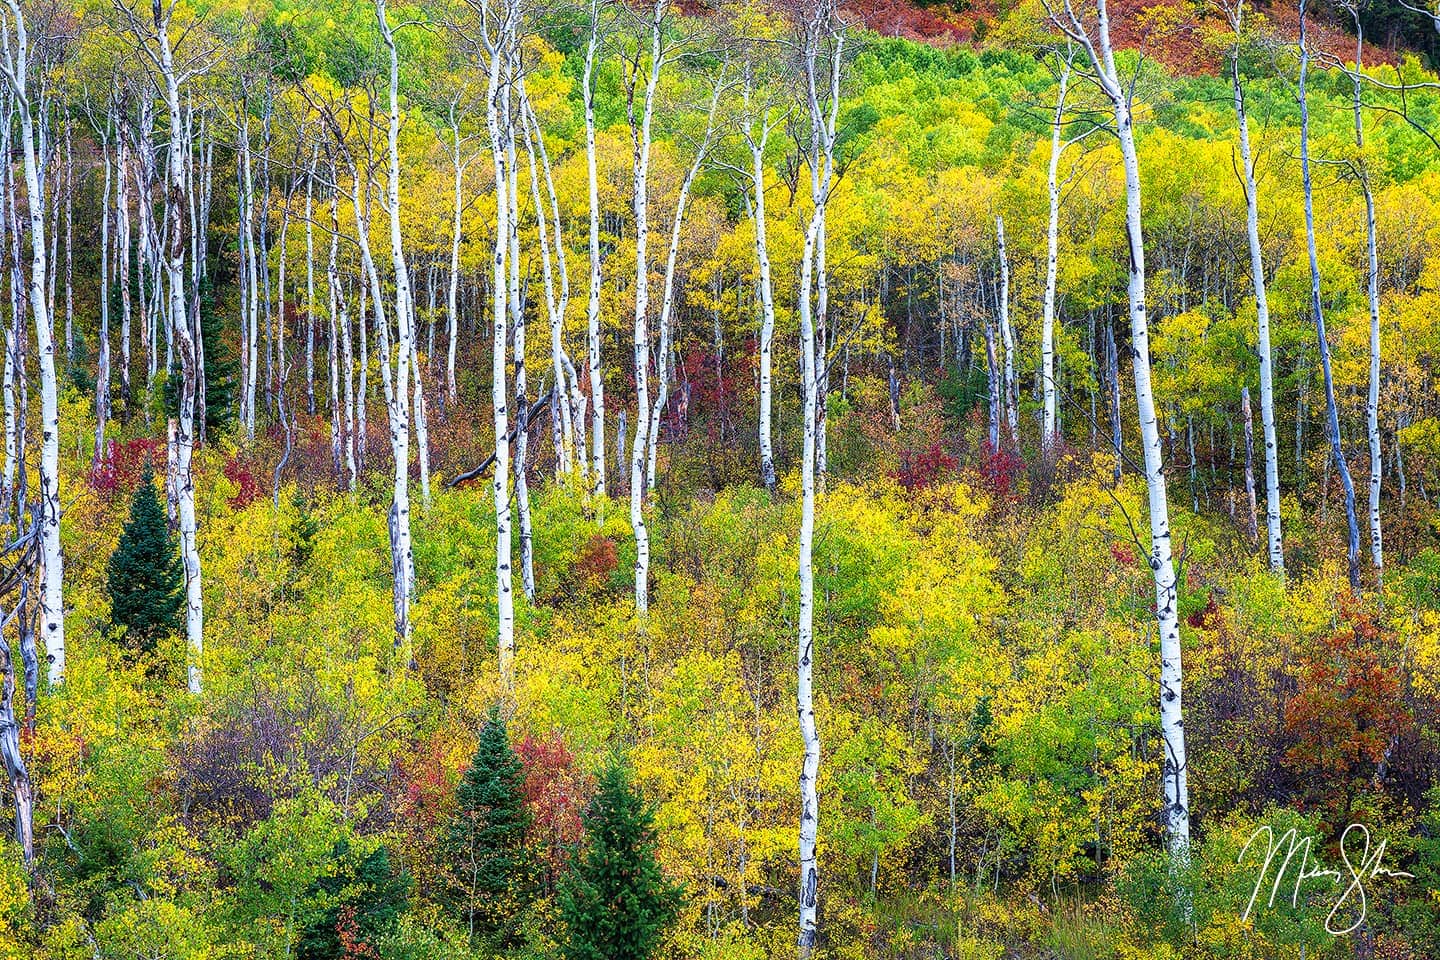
297, 842, 410, 960
165, 275, 236, 433
105, 466, 184, 654
441, 706, 536, 946
558, 758, 682, 960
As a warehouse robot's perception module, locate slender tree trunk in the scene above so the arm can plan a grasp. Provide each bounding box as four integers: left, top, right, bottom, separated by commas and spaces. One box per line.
94, 118, 113, 470
483, 16, 516, 694
1298, 2, 1362, 591
626, 3, 667, 618
1347, 20, 1384, 580
1052, 0, 1189, 861
305, 150, 317, 416
447, 114, 464, 410
1229, 7, 1285, 573
3, 4, 66, 685
584, 2, 606, 496
1041, 59, 1069, 463
748, 86, 778, 495
996, 215, 1018, 449
377, 0, 416, 663
1242, 387, 1258, 541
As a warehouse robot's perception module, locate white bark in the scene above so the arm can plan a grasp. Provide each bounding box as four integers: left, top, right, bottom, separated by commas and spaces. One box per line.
477, 2, 516, 693
995, 215, 1018, 449
521, 90, 582, 479
625, 1, 668, 618
1346, 16, 1384, 578
1048, 0, 1188, 859
795, 199, 824, 960
744, 73, 779, 495
238, 110, 259, 440
2, 2, 65, 685
1040, 58, 1070, 461
377, 0, 416, 662
95, 116, 113, 469
1241, 387, 1258, 540
1228, 2, 1284, 573
584, 0, 606, 496
445, 104, 467, 410
645, 77, 723, 491
1297, 1, 1362, 590
305, 149, 316, 416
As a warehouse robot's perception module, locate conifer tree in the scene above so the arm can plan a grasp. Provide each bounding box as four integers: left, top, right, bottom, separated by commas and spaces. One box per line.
297, 842, 410, 960
558, 758, 681, 960
105, 466, 184, 654
164, 276, 235, 433
441, 706, 535, 946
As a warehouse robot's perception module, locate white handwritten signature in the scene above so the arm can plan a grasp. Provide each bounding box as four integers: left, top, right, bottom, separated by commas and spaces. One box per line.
1237, 822, 1414, 935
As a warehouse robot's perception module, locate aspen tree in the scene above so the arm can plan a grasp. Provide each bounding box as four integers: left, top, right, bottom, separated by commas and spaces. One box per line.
645, 71, 726, 491
1045, 0, 1190, 862
1222, 0, 1284, 573
584, 0, 609, 495
1297, 0, 1362, 591
1, 0, 65, 685
110, 0, 207, 691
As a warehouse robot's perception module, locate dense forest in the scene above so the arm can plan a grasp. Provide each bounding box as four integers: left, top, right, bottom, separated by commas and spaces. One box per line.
0, 0, 1436, 955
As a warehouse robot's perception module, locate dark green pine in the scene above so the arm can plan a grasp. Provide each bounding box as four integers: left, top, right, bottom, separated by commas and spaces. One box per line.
442, 706, 537, 945
105, 466, 184, 654
559, 758, 682, 960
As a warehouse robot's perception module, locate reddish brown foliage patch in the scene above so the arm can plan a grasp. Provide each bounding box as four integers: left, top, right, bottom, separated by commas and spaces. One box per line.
90, 437, 166, 496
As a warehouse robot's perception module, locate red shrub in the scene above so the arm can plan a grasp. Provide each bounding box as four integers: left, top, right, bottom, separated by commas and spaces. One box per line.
515, 732, 588, 885
89, 437, 165, 495
976, 442, 1023, 502
1283, 599, 1409, 826
224, 456, 261, 509
891, 441, 958, 491
574, 534, 618, 590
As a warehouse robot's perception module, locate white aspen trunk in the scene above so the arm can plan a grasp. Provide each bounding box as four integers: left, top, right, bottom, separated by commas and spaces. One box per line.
95, 119, 112, 469
411, 337, 430, 509
983, 313, 1000, 450
117, 131, 132, 415
377, 0, 416, 663
645, 80, 721, 491
326, 188, 347, 486
1041, 60, 1069, 461
482, 14, 516, 694
0, 582, 34, 864
1348, 23, 1384, 578
1051, 0, 1189, 861
627, 2, 666, 619
1229, 4, 1284, 574
151, 22, 202, 694
996, 215, 1018, 449
795, 202, 823, 960
521, 91, 583, 477
62, 114, 71, 366
502, 86, 535, 605
749, 107, 778, 495
342, 296, 358, 491
2, 3, 65, 685
1297, 2, 1362, 591
584, 1, 606, 496
238, 112, 259, 440
357, 281, 369, 472
305, 150, 316, 416
519, 95, 569, 475
1241, 387, 1258, 541
446, 120, 464, 411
